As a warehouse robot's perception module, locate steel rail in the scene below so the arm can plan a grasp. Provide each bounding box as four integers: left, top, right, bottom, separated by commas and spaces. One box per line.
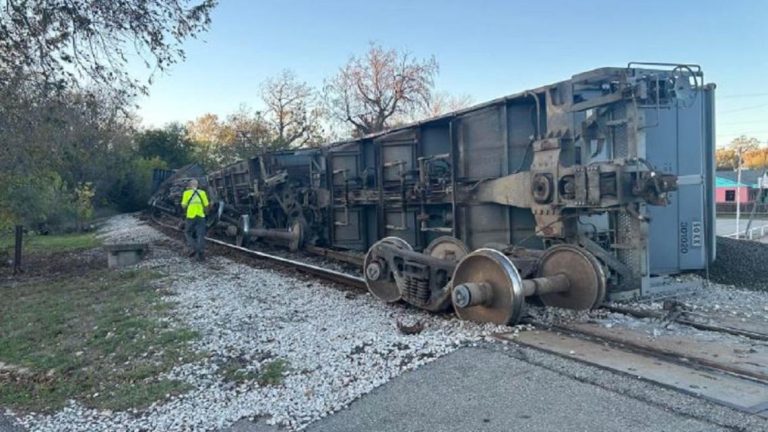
149, 216, 367, 290
205, 236, 367, 289
546, 323, 768, 384
500, 325, 768, 416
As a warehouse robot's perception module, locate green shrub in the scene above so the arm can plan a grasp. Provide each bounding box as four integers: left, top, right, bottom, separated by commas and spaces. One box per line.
0, 172, 80, 232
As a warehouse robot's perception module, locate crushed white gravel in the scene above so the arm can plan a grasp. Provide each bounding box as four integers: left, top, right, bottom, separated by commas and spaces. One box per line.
13, 214, 510, 431
600, 275, 768, 324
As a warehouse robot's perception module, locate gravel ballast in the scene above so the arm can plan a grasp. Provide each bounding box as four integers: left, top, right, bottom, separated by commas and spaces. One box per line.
702, 236, 768, 291
12, 215, 509, 432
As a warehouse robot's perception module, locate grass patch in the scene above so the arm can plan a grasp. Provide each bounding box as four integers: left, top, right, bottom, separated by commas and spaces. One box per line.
258, 359, 289, 386
219, 357, 289, 386
0, 231, 100, 254
0, 264, 198, 412
219, 358, 261, 384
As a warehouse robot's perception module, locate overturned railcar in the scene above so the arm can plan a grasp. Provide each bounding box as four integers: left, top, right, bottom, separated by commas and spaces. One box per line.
154, 63, 715, 325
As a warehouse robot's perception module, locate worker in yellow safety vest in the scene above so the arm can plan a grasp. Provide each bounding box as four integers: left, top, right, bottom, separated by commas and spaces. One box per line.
181, 179, 210, 261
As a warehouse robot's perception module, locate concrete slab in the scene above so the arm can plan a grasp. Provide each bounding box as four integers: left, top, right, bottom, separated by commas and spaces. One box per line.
305, 347, 726, 432
105, 243, 148, 268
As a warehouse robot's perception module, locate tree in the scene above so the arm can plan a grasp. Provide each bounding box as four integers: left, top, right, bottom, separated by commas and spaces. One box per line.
186, 107, 272, 168
222, 105, 272, 159
716, 147, 739, 170
744, 148, 768, 170
716, 136, 762, 170
0, 86, 143, 229
417, 91, 474, 119
730, 135, 760, 152
136, 123, 195, 168
261, 70, 325, 149
0, 0, 217, 230
0, 0, 216, 95
324, 43, 438, 136
186, 113, 228, 169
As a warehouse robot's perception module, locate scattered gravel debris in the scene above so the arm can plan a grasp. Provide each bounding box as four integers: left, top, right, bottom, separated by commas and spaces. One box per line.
602, 274, 768, 324
700, 236, 768, 291
525, 306, 595, 326
682, 279, 768, 321
14, 214, 514, 432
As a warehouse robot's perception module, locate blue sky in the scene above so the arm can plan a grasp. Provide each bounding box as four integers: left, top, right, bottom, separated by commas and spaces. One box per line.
134, 0, 768, 147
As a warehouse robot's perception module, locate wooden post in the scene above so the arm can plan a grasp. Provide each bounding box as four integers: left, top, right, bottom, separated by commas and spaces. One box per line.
13, 225, 22, 275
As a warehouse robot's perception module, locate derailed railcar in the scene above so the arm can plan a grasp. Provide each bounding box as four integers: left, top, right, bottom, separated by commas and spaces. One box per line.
326, 64, 714, 324
150, 63, 715, 325
205, 149, 329, 250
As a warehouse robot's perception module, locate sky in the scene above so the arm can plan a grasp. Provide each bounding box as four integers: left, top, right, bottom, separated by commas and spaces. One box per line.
133, 0, 768, 147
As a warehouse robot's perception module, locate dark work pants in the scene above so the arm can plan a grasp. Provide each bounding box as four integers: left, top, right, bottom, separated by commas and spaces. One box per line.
185, 217, 206, 257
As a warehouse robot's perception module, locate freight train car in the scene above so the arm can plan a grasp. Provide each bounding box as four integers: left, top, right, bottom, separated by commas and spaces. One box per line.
151, 63, 715, 325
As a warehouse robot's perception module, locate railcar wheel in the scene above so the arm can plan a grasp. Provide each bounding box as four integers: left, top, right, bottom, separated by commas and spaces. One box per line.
424, 236, 469, 262
236, 215, 251, 247
288, 220, 304, 252
536, 244, 606, 310
450, 249, 526, 325
363, 237, 413, 303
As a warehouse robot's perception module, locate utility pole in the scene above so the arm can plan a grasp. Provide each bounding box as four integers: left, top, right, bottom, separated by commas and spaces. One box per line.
735, 148, 743, 238
13, 225, 22, 275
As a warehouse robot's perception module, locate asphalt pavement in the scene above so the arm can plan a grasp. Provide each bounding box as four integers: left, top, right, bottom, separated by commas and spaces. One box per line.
303, 347, 727, 432
226, 344, 768, 432
0, 414, 22, 432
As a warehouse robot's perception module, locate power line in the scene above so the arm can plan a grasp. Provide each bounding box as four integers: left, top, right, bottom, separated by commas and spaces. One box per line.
719, 119, 767, 126
719, 92, 768, 99
719, 104, 768, 114
716, 133, 768, 140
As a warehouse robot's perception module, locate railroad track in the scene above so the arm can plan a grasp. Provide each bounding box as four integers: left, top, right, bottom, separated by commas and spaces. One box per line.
503, 324, 768, 418
150, 214, 768, 341
146, 214, 768, 418
605, 303, 768, 342
148, 215, 366, 290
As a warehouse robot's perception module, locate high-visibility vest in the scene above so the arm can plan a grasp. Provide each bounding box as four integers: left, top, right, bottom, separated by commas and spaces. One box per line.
181, 188, 209, 219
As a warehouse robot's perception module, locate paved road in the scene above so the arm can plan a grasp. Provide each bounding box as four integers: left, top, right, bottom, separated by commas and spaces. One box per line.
227, 344, 766, 432
304, 347, 727, 432
716, 217, 768, 237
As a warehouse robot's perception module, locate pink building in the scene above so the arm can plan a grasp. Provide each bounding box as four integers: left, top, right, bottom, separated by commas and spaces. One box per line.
715, 177, 751, 204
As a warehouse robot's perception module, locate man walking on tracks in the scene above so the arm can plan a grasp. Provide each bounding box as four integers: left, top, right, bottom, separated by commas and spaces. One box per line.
181, 179, 210, 261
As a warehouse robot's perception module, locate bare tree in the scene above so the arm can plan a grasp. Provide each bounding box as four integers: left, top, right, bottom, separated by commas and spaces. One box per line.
324, 43, 438, 136
421, 91, 474, 118
261, 70, 324, 148
224, 105, 272, 159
